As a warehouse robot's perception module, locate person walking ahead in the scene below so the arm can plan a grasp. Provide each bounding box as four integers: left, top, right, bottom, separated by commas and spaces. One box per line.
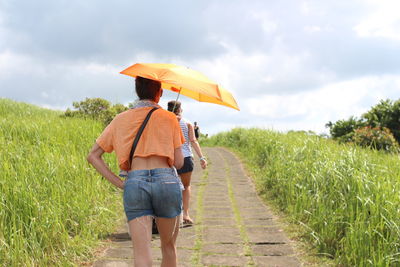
194, 121, 200, 139
168, 100, 207, 225
87, 77, 185, 267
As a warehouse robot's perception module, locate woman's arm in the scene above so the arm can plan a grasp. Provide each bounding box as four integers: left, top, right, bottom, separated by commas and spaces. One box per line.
87, 143, 124, 189
187, 123, 207, 169
174, 146, 184, 169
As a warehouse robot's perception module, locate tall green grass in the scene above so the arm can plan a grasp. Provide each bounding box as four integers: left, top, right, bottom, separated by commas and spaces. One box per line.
0, 99, 121, 266
203, 128, 400, 266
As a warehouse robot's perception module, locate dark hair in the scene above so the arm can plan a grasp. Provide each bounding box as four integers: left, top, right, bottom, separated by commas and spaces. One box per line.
167, 100, 181, 115
135, 76, 161, 100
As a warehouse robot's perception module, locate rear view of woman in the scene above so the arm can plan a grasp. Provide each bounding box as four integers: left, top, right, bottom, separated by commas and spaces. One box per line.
87, 77, 185, 267
167, 100, 207, 225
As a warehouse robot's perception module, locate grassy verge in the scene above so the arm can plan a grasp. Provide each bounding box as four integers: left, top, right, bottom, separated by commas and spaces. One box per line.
0, 99, 121, 266
202, 128, 400, 266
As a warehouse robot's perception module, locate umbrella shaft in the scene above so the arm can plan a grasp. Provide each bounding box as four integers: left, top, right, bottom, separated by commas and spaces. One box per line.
173, 89, 181, 113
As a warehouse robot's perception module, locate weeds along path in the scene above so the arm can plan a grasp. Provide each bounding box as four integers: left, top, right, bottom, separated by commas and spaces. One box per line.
92, 147, 301, 267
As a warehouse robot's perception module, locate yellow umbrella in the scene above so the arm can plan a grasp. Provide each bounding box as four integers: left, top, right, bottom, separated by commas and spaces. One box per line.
120, 63, 239, 110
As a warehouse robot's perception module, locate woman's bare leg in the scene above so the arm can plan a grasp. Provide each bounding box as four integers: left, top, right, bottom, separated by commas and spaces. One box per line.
157, 216, 180, 267
128, 216, 153, 267
179, 172, 193, 222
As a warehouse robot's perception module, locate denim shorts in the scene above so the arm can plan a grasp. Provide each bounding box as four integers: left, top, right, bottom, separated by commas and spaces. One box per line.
123, 168, 182, 222
177, 156, 194, 174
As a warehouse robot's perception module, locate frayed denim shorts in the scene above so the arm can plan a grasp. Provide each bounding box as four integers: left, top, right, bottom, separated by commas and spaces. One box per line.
123, 168, 182, 222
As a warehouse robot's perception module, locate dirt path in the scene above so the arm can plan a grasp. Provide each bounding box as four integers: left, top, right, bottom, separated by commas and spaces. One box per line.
91, 147, 302, 267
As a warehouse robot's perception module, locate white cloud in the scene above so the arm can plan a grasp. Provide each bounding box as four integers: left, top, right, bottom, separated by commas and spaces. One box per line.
250, 10, 277, 34
353, 0, 400, 41
0, 51, 37, 77
83, 63, 120, 76
304, 25, 321, 33
242, 75, 400, 133
1, 0, 400, 136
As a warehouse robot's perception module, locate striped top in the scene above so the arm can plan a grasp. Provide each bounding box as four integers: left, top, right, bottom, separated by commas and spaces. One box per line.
179, 118, 193, 157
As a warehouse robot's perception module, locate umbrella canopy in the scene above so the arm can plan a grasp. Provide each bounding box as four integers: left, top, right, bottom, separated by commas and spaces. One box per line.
197, 86, 240, 110
120, 63, 239, 110
120, 63, 223, 101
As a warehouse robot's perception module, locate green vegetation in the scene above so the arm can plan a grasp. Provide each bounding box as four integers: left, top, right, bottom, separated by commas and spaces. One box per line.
326, 99, 400, 152
0, 99, 121, 266
64, 97, 128, 126
352, 126, 399, 152
203, 128, 400, 266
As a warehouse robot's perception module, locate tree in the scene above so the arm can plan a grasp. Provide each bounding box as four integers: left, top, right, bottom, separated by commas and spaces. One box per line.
71, 98, 111, 120
325, 116, 366, 143
64, 98, 128, 126
111, 103, 129, 114
362, 99, 400, 143
325, 98, 400, 152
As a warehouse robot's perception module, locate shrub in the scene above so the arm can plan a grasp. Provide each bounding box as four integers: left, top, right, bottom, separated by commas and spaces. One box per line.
72, 97, 111, 119
352, 126, 400, 152
64, 98, 128, 126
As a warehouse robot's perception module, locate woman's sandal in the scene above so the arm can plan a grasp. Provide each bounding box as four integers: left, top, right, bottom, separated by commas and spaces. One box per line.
183, 217, 194, 225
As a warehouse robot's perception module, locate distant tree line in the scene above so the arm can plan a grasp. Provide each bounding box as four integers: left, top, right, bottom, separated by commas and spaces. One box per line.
64, 97, 130, 126
65, 98, 399, 152
326, 99, 400, 152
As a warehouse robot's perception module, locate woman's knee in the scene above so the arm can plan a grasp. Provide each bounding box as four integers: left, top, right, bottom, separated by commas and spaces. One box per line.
161, 240, 176, 252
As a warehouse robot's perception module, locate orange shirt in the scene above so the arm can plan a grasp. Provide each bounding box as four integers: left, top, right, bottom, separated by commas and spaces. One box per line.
96, 107, 185, 171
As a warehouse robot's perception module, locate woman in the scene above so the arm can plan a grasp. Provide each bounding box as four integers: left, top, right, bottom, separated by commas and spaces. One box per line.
167, 100, 207, 225
87, 77, 185, 267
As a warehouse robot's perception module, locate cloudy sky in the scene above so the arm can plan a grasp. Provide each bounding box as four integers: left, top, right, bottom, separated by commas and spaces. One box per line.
1, 0, 400, 135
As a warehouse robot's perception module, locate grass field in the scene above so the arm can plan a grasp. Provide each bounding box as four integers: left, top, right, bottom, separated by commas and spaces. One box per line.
0, 99, 122, 266
203, 128, 400, 267
3, 98, 399, 266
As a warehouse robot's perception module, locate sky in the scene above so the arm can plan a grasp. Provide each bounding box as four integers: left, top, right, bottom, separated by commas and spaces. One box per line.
1, 0, 400, 135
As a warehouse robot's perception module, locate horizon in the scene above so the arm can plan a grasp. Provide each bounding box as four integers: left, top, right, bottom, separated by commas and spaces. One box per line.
4, 95, 398, 138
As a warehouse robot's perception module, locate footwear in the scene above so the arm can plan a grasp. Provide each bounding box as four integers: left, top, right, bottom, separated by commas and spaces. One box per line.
183, 217, 194, 225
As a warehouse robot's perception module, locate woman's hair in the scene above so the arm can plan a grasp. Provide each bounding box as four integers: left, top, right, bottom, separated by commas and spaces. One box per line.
167, 100, 181, 115
135, 76, 161, 100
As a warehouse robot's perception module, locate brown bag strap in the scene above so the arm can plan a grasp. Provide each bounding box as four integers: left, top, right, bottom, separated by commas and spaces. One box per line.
128, 107, 159, 168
